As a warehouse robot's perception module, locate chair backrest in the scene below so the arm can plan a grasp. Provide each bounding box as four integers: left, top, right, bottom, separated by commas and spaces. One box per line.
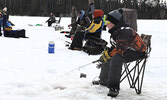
57, 16, 62, 24
141, 34, 152, 55
120, 33, 152, 94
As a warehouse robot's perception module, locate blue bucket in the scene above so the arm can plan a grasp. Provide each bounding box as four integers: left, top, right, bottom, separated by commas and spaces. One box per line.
48, 41, 55, 54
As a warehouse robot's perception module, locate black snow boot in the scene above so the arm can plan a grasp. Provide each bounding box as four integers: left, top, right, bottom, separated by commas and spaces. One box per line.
65, 34, 71, 38
107, 88, 119, 97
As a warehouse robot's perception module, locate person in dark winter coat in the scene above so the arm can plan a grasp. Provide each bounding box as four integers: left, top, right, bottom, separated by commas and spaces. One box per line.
0, 7, 9, 36
65, 6, 78, 38
86, 0, 95, 21
65, 10, 90, 38
68, 9, 104, 50
0, 12, 3, 36
92, 8, 146, 97
2, 7, 9, 29
46, 12, 56, 27
71, 6, 78, 24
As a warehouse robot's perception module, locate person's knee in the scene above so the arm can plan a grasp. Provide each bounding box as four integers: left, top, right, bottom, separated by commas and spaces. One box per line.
109, 54, 123, 67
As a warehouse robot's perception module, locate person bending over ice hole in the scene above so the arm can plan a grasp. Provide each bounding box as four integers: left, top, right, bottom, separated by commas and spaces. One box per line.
92, 8, 146, 97
65, 10, 90, 38
68, 9, 104, 50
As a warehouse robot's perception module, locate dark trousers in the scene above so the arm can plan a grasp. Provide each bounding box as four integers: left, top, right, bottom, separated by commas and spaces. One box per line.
48, 20, 55, 27
70, 30, 101, 49
0, 19, 3, 35
70, 31, 85, 49
99, 50, 145, 89
87, 14, 93, 21
70, 26, 84, 36
3, 18, 7, 29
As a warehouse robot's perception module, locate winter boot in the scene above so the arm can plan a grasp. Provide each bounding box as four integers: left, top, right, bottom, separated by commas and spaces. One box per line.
65, 34, 71, 38
73, 47, 82, 51
107, 88, 119, 97
68, 47, 82, 51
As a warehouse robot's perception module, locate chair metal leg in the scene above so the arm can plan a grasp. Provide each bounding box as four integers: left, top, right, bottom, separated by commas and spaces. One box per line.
120, 57, 147, 94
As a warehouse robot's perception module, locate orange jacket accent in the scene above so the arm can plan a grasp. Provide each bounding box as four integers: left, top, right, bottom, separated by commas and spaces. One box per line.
109, 27, 146, 57
109, 48, 124, 57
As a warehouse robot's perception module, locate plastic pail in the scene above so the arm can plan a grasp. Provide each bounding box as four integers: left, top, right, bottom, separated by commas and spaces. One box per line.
48, 41, 55, 53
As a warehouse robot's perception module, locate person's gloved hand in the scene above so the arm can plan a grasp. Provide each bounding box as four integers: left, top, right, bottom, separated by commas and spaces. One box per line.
98, 48, 112, 64
96, 63, 103, 69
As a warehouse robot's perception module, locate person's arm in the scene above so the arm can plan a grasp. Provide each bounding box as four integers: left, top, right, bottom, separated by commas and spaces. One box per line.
85, 16, 91, 27
88, 4, 95, 14
46, 17, 51, 22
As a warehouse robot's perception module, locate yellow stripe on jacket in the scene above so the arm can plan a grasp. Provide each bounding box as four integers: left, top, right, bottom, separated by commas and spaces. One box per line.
85, 20, 102, 33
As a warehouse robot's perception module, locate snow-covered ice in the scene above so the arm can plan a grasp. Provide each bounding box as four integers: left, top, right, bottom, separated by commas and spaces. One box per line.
0, 16, 166, 100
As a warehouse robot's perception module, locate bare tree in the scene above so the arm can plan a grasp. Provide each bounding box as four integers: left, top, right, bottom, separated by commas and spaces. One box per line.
0, 0, 166, 19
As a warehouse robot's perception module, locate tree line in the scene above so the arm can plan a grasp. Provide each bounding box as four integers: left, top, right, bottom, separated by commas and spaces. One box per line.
0, 0, 166, 19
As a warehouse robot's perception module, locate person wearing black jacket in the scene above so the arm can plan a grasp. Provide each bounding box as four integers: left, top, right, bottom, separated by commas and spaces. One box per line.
46, 12, 56, 27
68, 9, 104, 50
92, 8, 146, 97
69, 6, 78, 37
2, 7, 9, 30
0, 7, 9, 36
0, 12, 3, 36
65, 10, 90, 38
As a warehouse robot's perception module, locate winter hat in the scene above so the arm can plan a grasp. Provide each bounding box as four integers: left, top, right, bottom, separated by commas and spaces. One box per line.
3, 7, 7, 12
79, 10, 85, 20
106, 9, 123, 25
72, 6, 76, 10
93, 9, 104, 18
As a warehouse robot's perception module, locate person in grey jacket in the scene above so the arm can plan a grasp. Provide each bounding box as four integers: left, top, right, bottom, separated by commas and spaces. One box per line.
65, 10, 90, 38
68, 6, 78, 37
86, 0, 95, 21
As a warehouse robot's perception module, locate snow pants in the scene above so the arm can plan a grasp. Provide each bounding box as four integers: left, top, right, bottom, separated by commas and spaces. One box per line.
0, 19, 3, 35
70, 30, 85, 49
70, 25, 84, 36
70, 30, 101, 49
48, 20, 55, 27
99, 50, 145, 89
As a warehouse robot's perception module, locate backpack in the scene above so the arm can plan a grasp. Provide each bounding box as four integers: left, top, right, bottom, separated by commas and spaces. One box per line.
82, 36, 108, 55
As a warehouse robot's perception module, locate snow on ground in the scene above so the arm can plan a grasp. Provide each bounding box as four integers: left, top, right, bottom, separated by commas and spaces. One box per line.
0, 16, 167, 100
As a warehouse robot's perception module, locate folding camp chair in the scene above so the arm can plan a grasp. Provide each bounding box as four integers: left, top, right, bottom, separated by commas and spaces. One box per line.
54, 15, 64, 31
120, 34, 152, 94
56, 15, 61, 24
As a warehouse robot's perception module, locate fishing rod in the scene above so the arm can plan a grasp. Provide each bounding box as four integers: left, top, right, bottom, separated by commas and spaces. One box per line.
56, 60, 99, 79
56, 37, 71, 44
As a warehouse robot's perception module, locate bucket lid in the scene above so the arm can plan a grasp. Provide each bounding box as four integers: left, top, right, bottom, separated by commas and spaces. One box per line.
49, 41, 55, 44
